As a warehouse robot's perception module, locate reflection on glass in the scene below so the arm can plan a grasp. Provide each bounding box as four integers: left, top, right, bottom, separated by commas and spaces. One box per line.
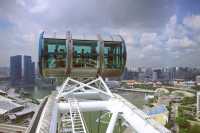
104, 42, 122, 69
73, 40, 98, 68
45, 40, 67, 68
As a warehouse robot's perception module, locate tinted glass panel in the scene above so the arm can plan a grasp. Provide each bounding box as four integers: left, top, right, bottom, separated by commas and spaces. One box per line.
104, 42, 122, 69
73, 40, 98, 68
44, 39, 67, 68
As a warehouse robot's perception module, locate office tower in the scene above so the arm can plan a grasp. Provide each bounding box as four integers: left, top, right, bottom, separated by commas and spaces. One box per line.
152, 71, 158, 81
169, 67, 176, 81
145, 68, 153, 81
24, 55, 35, 84
10, 55, 22, 85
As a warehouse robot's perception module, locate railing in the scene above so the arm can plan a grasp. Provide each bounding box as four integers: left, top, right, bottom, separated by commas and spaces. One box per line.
68, 98, 88, 133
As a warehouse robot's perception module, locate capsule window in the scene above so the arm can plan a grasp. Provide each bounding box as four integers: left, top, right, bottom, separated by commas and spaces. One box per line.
44, 39, 67, 69
73, 40, 98, 68
104, 42, 122, 69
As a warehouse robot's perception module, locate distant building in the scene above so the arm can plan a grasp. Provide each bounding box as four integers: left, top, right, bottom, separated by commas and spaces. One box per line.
0, 95, 23, 122
169, 67, 176, 81
24, 56, 35, 84
197, 92, 200, 116
10, 55, 22, 85
144, 68, 153, 81
173, 79, 195, 88
184, 81, 195, 88
139, 72, 145, 81
152, 71, 158, 81
196, 75, 200, 86
0, 67, 9, 77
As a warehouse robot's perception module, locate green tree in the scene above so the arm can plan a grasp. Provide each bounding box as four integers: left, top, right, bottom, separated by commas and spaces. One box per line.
175, 116, 190, 128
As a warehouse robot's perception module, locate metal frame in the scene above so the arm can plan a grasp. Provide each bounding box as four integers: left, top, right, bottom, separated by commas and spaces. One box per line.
56, 77, 171, 133
57, 76, 113, 99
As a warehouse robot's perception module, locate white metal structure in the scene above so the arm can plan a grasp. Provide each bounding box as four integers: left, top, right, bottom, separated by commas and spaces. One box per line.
55, 77, 171, 133
68, 98, 88, 133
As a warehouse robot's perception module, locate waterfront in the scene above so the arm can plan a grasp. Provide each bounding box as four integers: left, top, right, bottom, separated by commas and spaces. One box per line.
23, 86, 53, 99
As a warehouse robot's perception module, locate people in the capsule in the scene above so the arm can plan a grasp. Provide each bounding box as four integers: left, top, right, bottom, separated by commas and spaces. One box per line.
85, 51, 90, 67
91, 47, 97, 63
73, 50, 78, 66
48, 46, 66, 68
48, 54, 56, 68
57, 48, 65, 67
80, 49, 85, 67
108, 49, 113, 68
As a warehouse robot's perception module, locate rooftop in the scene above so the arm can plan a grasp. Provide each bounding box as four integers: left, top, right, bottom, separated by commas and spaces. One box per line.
0, 96, 23, 115
145, 105, 168, 116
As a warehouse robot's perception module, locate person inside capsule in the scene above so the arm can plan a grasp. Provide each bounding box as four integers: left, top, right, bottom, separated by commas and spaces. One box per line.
80, 49, 85, 67
48, 54, 56, 68
57, 48, 65, 67
108, 49, 113, 68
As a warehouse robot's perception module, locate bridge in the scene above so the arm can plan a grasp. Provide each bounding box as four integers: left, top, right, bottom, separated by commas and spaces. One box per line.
26, 77, 170, 133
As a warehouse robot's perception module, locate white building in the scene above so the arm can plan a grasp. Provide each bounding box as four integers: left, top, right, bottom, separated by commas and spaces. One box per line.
196, 75, 200, 86
197, 92, 200, 116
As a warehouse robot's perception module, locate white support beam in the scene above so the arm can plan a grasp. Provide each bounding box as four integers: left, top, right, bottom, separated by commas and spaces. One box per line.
99, 77, 113, 97
56, 77, 171, 133
106, 112, 118, 133
58, 77, 113, 98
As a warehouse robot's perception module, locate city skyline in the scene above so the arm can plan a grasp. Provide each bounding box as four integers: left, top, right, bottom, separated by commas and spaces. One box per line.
0, 0, 200, 68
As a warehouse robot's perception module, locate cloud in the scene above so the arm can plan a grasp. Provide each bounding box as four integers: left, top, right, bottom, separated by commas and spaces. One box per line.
0, 0, 200, 68
167, 37, 196, 51
139, 33, 159, 47
126, 14, 200, 67
183, 15, 200, 31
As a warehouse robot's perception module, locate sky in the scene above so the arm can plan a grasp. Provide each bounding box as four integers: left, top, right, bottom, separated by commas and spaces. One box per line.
0, 0, 200, 68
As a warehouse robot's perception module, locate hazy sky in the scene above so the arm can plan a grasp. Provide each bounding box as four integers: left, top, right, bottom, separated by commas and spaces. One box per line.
0, 0, 200, 68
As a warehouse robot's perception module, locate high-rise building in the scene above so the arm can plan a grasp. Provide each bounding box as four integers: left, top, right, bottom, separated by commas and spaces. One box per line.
10, 55, 22, 85
145, 68, 153, 81
197, 92, 200, 116
152, 71, 158, 81
169, 67, 176, 81
24, 55, 35, 84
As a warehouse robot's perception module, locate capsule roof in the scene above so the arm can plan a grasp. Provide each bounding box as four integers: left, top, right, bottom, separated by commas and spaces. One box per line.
43, 32, 123, 42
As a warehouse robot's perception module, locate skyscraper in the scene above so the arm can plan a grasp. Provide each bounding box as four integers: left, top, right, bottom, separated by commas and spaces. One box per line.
24, 55, 35, 84
10, 55, 22, 85
169, 67, 176, 81
152, 71, 158, 81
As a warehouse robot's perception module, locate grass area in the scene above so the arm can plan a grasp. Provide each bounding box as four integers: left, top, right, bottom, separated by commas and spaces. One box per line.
83, 111, 124, 133
133, 84, 156, 90
175, 96, 200, 133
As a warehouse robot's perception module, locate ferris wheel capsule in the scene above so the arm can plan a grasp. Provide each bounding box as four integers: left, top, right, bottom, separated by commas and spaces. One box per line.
38, 32, 126, 78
